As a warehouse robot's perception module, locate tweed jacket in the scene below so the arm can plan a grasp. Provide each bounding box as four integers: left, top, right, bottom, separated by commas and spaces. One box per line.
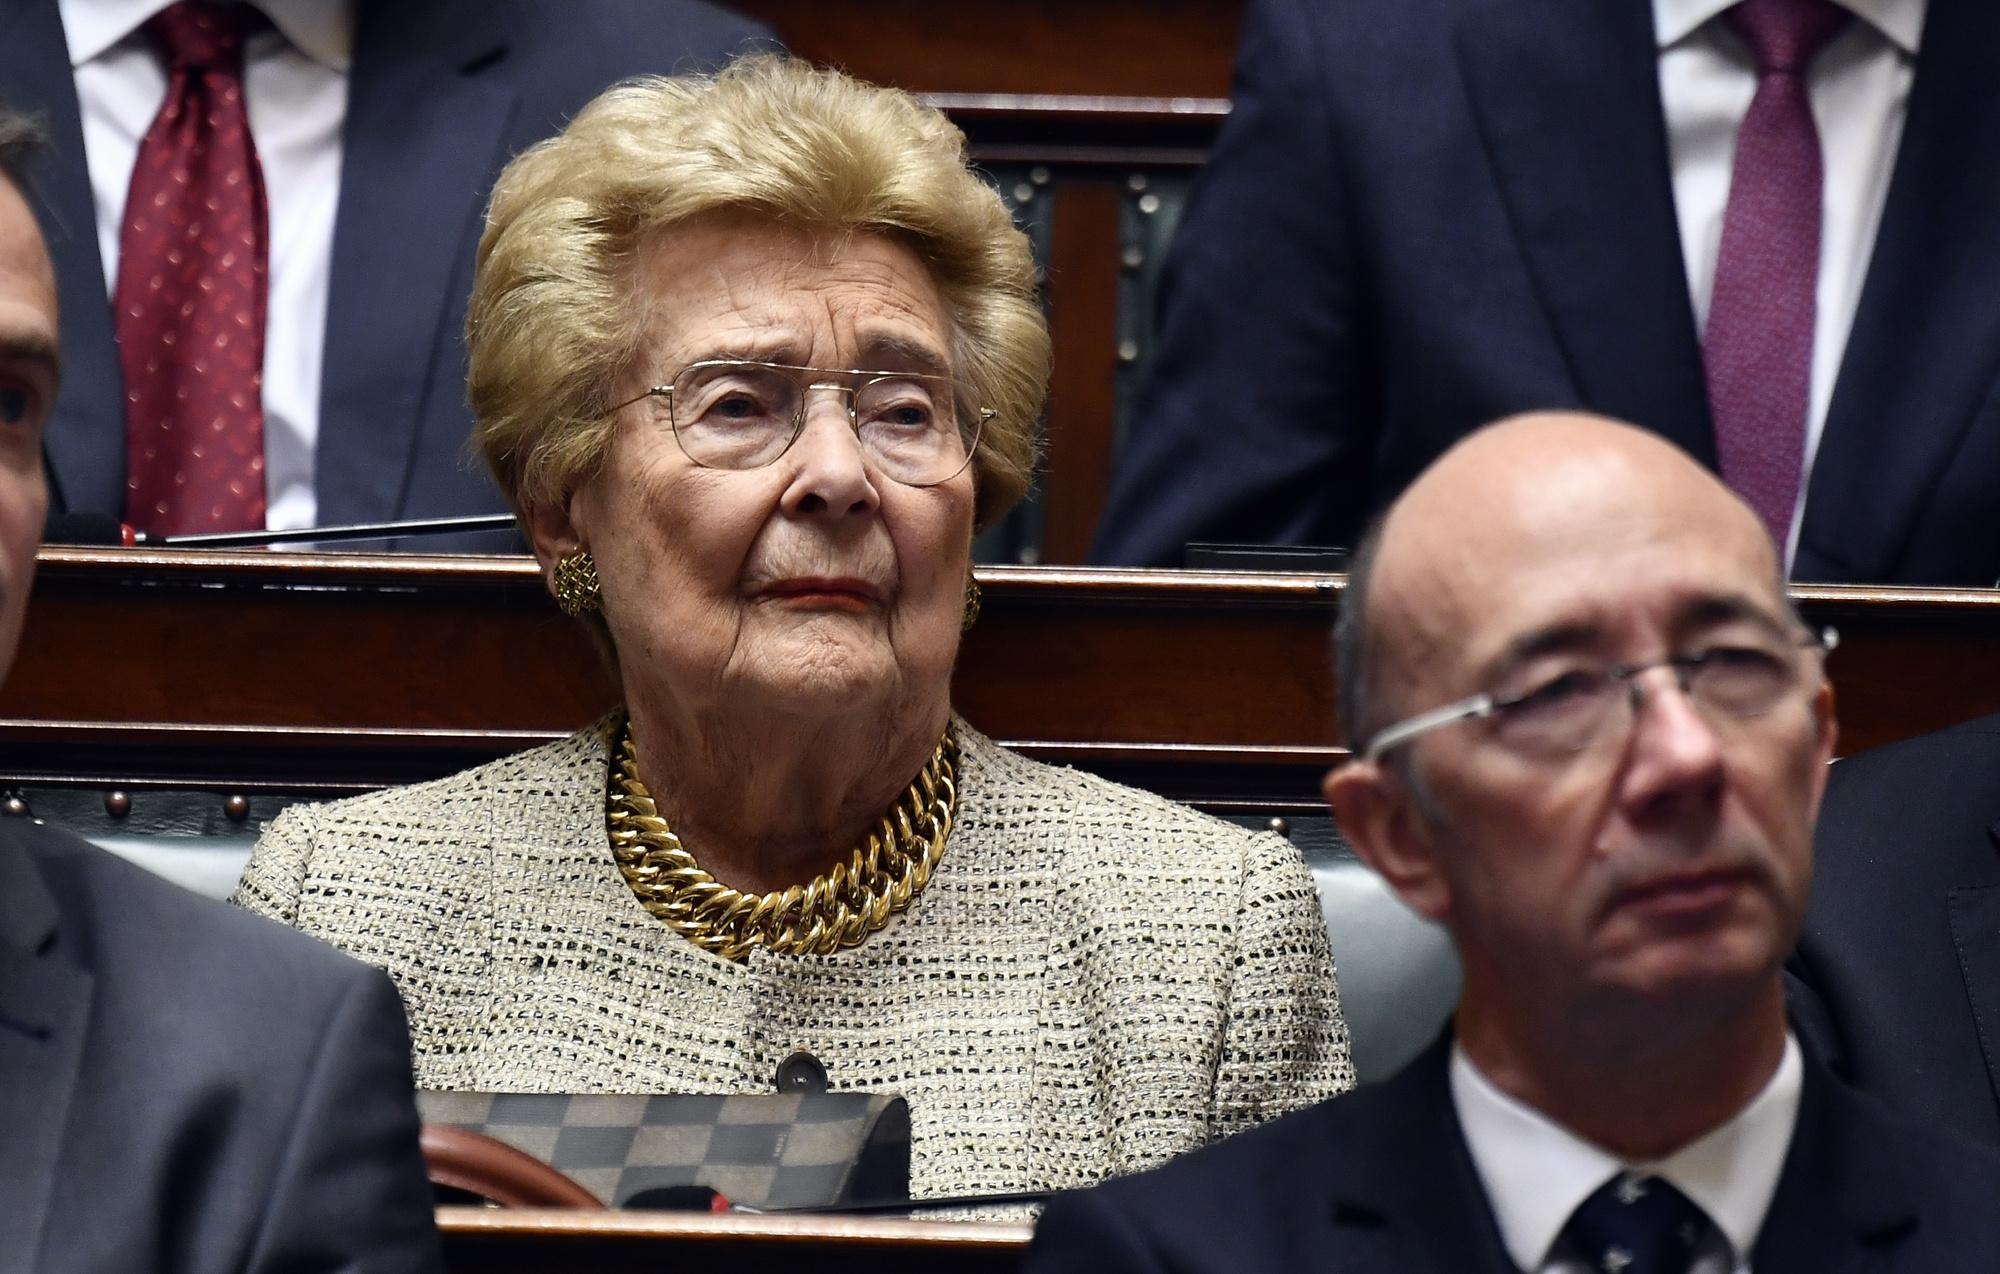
234, 717, 1353, 1199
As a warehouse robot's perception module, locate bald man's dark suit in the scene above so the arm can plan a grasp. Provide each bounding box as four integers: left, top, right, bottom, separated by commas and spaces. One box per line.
1092, 0, 2000, 585
1, 0, 769, 548
1023, 1039, 2000, 1273
0, 818, 441, 1273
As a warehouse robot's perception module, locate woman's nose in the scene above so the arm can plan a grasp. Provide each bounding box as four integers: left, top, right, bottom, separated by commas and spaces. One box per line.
779, 392, 880, 518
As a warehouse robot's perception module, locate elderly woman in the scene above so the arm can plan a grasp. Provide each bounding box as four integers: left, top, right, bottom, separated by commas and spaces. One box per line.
235, 57, 1350, 1199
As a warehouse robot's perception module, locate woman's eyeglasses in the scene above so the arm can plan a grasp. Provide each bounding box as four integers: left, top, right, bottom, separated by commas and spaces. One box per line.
611, 359, 993, 487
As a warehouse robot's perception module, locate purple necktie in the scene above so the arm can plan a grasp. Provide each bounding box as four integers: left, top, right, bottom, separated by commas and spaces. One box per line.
1703, 0, 1851, 547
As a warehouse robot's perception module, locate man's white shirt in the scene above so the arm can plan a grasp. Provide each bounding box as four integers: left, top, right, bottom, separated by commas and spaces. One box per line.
61, 0, 352, 532
1452, 1034, 1804, 1274
1654, 0, 1925, 563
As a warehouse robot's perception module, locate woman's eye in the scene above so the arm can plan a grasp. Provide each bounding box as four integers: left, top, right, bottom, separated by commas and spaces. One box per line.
873, 402, 934, 429
705, 390, 781, 423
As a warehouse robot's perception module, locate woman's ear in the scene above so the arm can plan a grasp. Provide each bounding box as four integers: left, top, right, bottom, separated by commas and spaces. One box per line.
1324, 758, 1455, 926
522, 491, 584, 579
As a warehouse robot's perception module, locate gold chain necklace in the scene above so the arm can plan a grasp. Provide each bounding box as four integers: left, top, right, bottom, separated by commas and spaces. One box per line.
605, 719, 959, 961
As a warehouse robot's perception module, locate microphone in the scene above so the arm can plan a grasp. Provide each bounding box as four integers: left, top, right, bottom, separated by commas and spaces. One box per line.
41, 513, 159, 546
623, 1184, 734, 1213
753, 1188, 1055, 1214
39, 512, 518, 549
164, 513, 519, 547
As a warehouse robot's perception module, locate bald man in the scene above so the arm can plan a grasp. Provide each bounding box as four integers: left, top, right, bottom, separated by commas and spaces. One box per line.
1026, 414, 2000, 1273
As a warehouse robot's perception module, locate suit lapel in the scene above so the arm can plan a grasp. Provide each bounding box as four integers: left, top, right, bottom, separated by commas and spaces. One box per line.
0, 0, 127, 514
0, 839, 93, 1274
1452, 0, 1714, 464
316, 0, 518, 525
1797, 0, 2000, 582
1754, 1056, 1922, 1271
1948, 822, 2000, 1121
1322, 1039, 1519, 1273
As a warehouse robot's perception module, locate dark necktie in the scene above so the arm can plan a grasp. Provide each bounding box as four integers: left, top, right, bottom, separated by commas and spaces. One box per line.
1561, 1172, 1713, 1274
116, 1, 269, 535
1702, 0, 1851, 549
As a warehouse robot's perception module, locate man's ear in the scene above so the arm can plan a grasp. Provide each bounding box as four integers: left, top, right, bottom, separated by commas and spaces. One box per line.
1324, 758, 1454, 925
1811, 677, 1838, 759
1805, 676, 1839, 815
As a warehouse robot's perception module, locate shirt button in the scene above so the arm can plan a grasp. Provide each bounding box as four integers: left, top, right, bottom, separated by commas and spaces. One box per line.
774, 1050, 829, 1094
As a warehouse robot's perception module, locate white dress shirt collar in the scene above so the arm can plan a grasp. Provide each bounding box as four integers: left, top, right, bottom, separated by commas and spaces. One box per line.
1653, 0, 1925, 56
1451, 1034, 1803, 1272
60, 0, 353, 71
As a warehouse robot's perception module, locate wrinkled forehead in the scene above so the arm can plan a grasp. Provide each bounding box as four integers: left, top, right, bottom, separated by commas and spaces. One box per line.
1377, 467, 1786, 696
628, 215, 954, 373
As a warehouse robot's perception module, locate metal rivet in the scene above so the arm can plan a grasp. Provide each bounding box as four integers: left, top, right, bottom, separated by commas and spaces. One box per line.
223, 795, 250, 822
1118, 340, 1140, 363
1137, 193, 1161, 215
1016, 546, 1041, 565
1126, 173, 1148, 193
1121, 246, 1145, 270
1012, 182, 1035, 205
1267, 817, 1292, 840
1029, 166, 1051, 185
105, 791, 132, 819
2, 794, 27, 818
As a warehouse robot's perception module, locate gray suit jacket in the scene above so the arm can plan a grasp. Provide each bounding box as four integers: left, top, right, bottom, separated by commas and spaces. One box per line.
0, 818, 441, 1273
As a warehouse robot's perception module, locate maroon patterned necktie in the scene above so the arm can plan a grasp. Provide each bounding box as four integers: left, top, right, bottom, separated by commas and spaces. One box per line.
116, 1, 269, 535
1702, 0, 1851, 548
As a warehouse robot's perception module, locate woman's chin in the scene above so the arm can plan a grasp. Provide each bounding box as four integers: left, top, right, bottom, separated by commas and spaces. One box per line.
737, 630, 904, 711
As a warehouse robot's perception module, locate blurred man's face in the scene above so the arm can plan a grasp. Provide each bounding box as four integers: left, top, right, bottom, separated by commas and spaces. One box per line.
0, 174, 59, 686
1397, 523, 1832, 1013
1328, 419, 1836, 1032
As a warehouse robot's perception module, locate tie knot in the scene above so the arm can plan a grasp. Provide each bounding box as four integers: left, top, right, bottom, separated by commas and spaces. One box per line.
1562, 1173, 1713, 1274
1726, 0, 1853, 74
145, 1, 261, 71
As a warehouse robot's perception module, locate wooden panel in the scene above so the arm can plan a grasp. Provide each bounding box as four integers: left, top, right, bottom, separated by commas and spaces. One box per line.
437, 1207, 1027, 1274
732, 0, 1243, 98
1038, 181, 1125, 562
4, 550, 1999, 810
705, 3, 1256, 568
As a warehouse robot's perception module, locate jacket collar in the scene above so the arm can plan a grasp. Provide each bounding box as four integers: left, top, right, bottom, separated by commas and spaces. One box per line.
1319, 1034, 1519, 1272
0, 824, 93, 1274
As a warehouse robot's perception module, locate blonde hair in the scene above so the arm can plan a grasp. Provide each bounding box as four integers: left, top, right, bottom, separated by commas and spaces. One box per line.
468, 56, 1049, 527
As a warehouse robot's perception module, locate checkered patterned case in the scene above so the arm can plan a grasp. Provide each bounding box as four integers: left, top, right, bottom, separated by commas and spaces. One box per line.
416, 1090, 912, 1209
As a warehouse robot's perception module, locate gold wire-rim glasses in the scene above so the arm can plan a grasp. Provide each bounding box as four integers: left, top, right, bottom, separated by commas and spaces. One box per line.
610, 358, 995, 488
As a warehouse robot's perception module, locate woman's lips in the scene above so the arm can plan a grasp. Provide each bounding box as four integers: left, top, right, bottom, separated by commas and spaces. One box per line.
758, 576, 884, 610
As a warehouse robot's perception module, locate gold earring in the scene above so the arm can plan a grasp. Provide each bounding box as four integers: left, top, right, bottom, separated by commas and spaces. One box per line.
961, 571, 981, 631
553, 549, 601, 616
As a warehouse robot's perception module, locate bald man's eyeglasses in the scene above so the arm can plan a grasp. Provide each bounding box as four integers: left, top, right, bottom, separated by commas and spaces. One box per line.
1359, 628, 1837, 763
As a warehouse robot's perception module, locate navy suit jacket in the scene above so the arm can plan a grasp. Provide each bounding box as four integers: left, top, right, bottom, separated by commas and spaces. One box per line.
5, 0, 770, 550
1092, 0, 2000, 586
0, 817, 441, 1273
1024, 1035, 2000, 1272
1790, 713, 2000, 1151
